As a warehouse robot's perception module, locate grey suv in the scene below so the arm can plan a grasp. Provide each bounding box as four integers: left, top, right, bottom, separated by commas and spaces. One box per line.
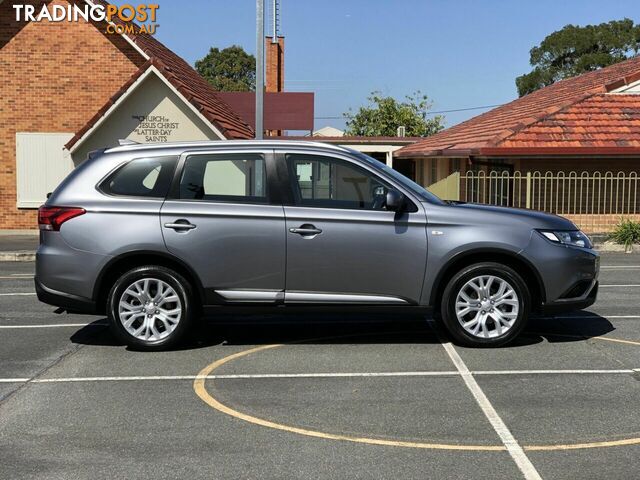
36, 141, 599, 349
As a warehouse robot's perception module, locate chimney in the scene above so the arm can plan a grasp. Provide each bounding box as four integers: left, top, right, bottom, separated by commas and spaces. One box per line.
265, 36, 284, 93
265, 36, 284, 136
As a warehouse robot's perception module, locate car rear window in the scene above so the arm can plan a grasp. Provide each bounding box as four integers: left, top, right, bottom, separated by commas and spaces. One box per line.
99, 156, 178, 198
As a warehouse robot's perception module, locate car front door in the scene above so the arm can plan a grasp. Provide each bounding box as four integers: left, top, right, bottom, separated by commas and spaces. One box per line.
281, 150, 428, 304
160, 149, 286, 304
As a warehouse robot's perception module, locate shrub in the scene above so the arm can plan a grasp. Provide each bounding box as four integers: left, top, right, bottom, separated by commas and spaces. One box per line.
610, 218, 640, 252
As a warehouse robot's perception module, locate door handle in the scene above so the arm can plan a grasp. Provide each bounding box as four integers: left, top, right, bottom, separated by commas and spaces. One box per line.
289, 224, 322, 236
164, 220, 197, 231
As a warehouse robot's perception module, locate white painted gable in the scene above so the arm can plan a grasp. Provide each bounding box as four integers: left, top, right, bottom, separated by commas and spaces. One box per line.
610, 79, 640, 93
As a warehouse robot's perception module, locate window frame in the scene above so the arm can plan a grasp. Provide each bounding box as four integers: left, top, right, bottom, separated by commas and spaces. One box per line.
281, 150, 419, 213
166, 149, 280, 206
97, 155, 179, 200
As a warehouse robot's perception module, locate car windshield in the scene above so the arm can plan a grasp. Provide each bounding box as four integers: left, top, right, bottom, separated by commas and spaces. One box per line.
349, 150, 445, 205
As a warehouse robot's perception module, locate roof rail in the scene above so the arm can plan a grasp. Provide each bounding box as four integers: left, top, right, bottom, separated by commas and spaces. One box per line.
105, 139, 352, 153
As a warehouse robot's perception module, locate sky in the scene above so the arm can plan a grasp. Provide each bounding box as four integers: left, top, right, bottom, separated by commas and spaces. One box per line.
112, 0, 640, 131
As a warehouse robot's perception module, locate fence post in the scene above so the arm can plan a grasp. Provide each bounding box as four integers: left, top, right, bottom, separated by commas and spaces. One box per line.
525, 172, 532, 209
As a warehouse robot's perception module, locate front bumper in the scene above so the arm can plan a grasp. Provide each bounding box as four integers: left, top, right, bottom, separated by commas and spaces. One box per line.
522, 231, 600, 313
541, 280, 598, 314
35, 277, 97, 314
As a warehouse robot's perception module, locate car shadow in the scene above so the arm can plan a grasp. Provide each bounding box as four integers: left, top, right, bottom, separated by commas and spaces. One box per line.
69, 311, 616, 351
521, 312, 616, 346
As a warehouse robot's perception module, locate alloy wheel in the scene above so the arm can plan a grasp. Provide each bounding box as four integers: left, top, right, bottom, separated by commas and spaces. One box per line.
454, 275, 519, 339
118, 278, 182, 341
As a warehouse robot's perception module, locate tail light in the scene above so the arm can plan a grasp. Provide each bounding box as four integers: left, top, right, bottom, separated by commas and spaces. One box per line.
38, 206, 86, 231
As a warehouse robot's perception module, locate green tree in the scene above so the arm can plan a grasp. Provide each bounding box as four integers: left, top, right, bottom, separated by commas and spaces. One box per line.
195, 45, 256, 91
516, 19, 640, 96
344, 91, 444, 137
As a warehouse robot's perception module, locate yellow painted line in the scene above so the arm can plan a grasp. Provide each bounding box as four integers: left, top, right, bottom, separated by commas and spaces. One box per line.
193, 344, 505, 451
526, 437, 640, 451
193, 339, 640, 452
534, 332, 640, 347
595, 336, 640, 346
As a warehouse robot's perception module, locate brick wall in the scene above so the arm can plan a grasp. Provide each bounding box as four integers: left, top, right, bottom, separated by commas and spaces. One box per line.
0, 0, 145, 229
563, 214, 640, 234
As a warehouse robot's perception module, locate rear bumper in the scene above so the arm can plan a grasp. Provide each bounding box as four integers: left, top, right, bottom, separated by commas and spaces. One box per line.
35, 277, 97, 314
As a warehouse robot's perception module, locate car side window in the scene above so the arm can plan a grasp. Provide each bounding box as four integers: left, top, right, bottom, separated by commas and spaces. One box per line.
178, 153, 267, 203
286, 153, 393, 210
100, 156, 177, 198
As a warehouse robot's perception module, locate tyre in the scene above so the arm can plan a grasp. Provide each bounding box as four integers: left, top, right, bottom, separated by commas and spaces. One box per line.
107, 265, 194, 350
440, 262, 530, 347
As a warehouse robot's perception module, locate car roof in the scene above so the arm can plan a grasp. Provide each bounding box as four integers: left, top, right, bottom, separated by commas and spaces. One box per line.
104, 139, 352, 155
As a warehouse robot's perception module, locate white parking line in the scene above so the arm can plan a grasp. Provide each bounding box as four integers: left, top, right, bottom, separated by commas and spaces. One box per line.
600, 284, 640, 287
547, 315, 640, 320
0, 322, 105, 329
0, 368, 636, 384
0, 292, 36, 296
0, 275, 33, 279
600, 266, 640, 269
428, 321, 543, 480
473, 369, 636, 375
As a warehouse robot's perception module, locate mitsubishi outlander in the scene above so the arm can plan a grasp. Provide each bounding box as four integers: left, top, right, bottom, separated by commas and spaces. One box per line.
35, 141, 599, 349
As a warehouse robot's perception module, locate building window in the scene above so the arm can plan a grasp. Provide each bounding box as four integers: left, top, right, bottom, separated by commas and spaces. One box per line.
451, 158, 461, 173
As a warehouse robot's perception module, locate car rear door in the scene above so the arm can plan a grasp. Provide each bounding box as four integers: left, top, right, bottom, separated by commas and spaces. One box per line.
280, 149, 428, 304
160, 149, 286, 304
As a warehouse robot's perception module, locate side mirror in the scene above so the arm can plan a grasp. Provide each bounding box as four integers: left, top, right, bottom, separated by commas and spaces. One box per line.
385, 189, 405, 212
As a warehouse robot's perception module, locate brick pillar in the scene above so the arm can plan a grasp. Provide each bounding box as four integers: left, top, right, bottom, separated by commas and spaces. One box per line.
265, 36, 284, 136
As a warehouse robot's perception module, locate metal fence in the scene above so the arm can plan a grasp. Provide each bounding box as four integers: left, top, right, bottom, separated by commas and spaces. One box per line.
461, 171, 639, 216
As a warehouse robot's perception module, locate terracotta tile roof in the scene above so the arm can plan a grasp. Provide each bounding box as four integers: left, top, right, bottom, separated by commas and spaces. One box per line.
500, 94, 640, 148
395, 56, 640, 158
67, 0, 253, 150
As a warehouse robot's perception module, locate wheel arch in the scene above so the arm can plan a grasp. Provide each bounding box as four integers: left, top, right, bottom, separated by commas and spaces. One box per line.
429, 248, 545, 311
92, 250, 205, 314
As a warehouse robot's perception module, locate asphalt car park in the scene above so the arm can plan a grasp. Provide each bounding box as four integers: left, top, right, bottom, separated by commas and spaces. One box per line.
1, 253, 639, 479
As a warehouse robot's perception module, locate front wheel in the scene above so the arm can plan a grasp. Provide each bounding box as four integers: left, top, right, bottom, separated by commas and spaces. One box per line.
107, 266, 194, 350
440, 262, 530, 347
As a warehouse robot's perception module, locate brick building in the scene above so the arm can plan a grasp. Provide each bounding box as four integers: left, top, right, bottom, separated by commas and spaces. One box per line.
0, 0, 253, 229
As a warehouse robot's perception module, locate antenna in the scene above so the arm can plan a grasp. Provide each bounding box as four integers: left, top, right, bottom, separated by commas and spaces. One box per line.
271, 0, 280, 43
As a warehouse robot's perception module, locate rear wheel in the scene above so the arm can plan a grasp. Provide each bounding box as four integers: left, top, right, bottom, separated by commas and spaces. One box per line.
107, 266, 194, 350
440, 262, 530, 347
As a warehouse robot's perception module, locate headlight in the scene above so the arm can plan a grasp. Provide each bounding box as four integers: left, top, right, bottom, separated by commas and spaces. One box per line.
538, 230, 592, 248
